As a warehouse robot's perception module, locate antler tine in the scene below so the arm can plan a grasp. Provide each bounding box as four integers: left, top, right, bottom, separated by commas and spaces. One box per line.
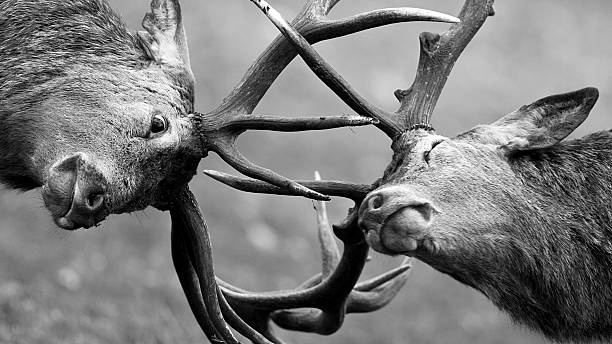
396, 0, 495, 128
313, 171, 340, 278
224, 114, 377, 132
354, 257, 412, 292
217, 288, 280, 344
347, 258, 412, 313
211, 139, 330, 201
171, 228, 224, 343
203, 170, 371, 202
193, 0, 459, 199
170, 188, 241, 344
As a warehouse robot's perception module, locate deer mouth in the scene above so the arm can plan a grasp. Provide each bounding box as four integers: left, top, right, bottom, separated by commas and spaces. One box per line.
361, 206, 429, 255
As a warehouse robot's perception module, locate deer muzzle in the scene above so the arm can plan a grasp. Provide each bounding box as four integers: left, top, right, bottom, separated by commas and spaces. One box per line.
42, 153, 109, 230
358, 185, 439, 254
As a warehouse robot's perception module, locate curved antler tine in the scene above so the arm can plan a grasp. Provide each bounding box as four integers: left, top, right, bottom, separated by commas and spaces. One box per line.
218, 281, 289, 344
203, 170, 371, 202
217, 278, 251, 294
314, 171, 341, 278
171, 228, 224, 343
270, 308, 339, 335
217, 288, 277, 344
325, 8, 459, 33
225, 114, 377, 132
212, 140, 330, 201
347, 258, 413, 313
355, 257, 412, 292
347, 274, 411, 313
170, 188, 240, 344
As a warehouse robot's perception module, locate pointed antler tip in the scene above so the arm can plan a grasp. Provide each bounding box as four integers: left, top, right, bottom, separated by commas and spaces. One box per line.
203, 169, 221, 177
295, 184, 331, 201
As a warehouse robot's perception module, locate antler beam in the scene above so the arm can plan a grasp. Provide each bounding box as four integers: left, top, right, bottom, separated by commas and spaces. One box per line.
396, 0, 495, 127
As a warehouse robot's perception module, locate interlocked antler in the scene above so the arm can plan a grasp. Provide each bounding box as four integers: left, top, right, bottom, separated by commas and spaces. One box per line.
248, 0, 494, 136
192, 0, 458, 201
171, 180, 411, 344
215, 173, 412, 343
171, 0, 493, 343
209, 0, 494, 198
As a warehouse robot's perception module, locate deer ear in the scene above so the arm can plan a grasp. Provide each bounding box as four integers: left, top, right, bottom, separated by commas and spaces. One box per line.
493, 87, 599, 152
137, 0, 192, 72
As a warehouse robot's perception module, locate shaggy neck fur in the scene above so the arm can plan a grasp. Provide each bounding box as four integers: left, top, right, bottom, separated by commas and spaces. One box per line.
424, 130, 612, 342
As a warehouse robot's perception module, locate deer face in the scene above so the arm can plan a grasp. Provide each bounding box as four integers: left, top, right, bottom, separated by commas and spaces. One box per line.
0, 0, 201, 230
358, 88, 600, 256
30, 68, 199, 230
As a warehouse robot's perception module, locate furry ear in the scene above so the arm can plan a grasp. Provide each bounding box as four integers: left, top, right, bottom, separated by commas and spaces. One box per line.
467, 88, 599, 152
137, 0, 192, 73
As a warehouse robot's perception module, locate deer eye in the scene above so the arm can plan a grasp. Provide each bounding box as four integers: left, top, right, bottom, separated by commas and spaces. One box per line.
150, 114, 169, 135
423, 140, 444, 164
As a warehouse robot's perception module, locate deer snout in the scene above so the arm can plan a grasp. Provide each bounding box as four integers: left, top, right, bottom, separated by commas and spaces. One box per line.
42, 153, 109, 230
358, 186, 439, 254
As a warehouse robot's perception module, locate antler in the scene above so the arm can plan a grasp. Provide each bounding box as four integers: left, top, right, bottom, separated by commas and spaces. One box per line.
215, 172, 412, 343
192, 0, 459, 200
170, 178, 411, 344
248, 0, 494, 136
170, 188, 240, 344
203, 170, 372, 202
396, 0, 495, 127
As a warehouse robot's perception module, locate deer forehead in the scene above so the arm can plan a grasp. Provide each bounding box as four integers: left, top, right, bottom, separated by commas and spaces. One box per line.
386, 133, 515, 186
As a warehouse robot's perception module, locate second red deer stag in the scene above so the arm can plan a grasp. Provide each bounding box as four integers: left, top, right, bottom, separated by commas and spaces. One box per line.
209, 0, 611, 342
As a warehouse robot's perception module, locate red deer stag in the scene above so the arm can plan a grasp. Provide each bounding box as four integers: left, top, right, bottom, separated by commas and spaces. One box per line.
204, 0, 612, 342
0, 0, 202, 229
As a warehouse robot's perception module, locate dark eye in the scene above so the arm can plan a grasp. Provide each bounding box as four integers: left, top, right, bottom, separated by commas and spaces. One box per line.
423, 140, 444, 164
150, 114, 168, 135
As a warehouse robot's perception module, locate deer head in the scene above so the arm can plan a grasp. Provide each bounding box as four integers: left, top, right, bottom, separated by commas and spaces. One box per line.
358, 87, 600, 257
0, 0, 199, 229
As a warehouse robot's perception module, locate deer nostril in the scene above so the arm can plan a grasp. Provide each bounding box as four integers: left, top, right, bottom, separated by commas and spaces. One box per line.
86, 192, 104, 211
369, 194, 384, 211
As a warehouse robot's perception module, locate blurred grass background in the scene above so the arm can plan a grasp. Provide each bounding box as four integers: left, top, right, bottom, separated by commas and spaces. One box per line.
1, 0, 611, 343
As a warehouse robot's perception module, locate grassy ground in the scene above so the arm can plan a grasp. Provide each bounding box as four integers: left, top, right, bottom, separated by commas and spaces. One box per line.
1, 0, 611, 343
